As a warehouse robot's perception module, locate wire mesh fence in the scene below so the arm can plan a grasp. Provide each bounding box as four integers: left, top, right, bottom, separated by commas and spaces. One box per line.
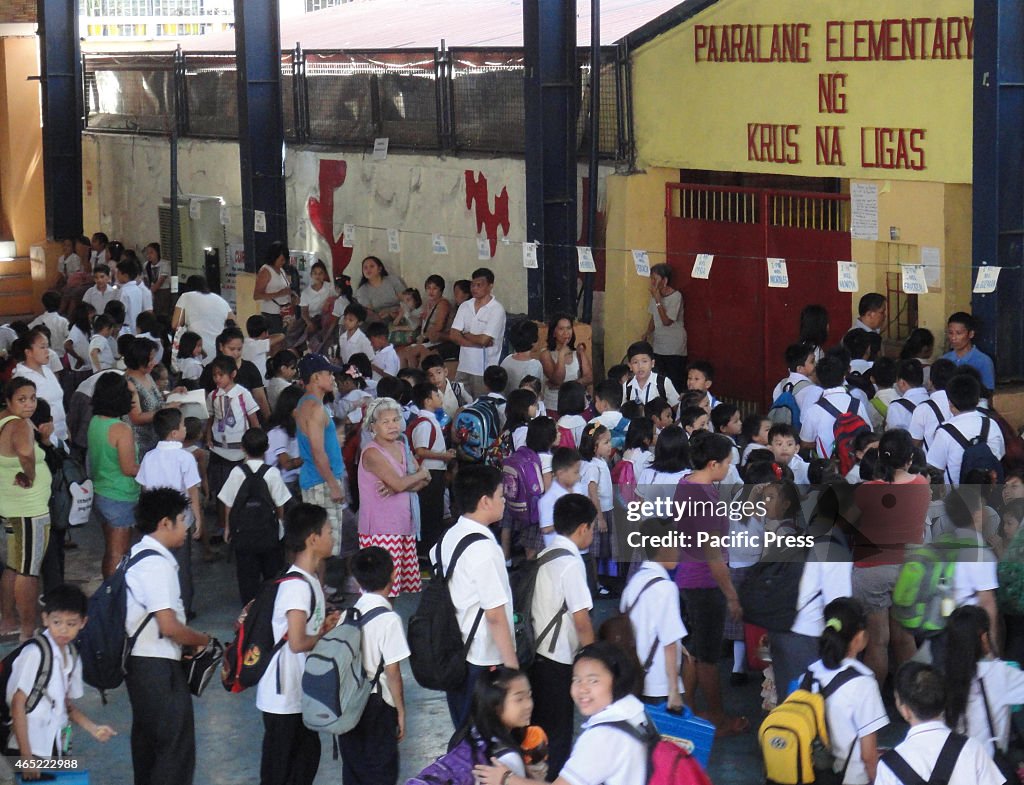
84, 45, 630, 160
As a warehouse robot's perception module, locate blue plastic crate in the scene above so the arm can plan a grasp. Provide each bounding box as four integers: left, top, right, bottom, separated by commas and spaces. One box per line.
17, 770, 90, 784
645, 702, 715, 768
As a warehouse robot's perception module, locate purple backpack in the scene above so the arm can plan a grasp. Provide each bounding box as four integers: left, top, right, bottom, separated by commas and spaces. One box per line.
502, 447, 544, 529
405, 734, 502, 785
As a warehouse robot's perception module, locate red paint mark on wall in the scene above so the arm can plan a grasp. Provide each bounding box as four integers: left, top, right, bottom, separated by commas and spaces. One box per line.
307, 159, 354, 279
464, 171, 510, 257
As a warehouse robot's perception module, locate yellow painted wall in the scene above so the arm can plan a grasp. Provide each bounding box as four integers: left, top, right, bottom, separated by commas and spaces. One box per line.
603, 168, 675, 369
0, 37, 46, 256
632, 0, 973, 183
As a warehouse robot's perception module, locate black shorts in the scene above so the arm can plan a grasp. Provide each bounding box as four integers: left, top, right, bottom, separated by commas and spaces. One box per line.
681, 587, 726, 664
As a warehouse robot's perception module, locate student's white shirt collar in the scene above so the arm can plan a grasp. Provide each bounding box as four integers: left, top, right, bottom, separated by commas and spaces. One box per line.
638, 560, 671, 580
581, 694, 646, 729
905, 720, 949, 739
548, 533, 582, 559
357, 591, 393, 611
138, 534, 177, 564
823, 386, 847, 395
155, 440, 184, 451
418, 408, 440, 423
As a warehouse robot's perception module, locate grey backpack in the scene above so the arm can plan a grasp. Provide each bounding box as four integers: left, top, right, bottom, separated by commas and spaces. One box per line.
301, 606, 389, 736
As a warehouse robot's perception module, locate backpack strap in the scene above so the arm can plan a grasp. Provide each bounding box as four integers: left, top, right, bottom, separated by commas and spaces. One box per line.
893, 398, 917, 413
818, 666, 861, 700
939, 422, 971, 450
594, 718, 660, 784
352, 605, 393, 690
816, 397, 842, 419
21, 635, 54, 715
881, 749, 927, 785
883, 734, 968, 785
625, 577, 668, 672
977, 676, 999, 747
124, 549, 162, 655
847, 398, 859, 415
532, 548, 574, 654
273, 572, 317, 695
925, 400, 945, 424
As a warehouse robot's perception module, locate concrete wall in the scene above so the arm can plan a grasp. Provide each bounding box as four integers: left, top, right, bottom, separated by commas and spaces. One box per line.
0, 4, 35, 24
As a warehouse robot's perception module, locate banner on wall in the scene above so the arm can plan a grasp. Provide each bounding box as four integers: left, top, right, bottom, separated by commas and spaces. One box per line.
289, 250, 317, 290
223, 244, 246, 309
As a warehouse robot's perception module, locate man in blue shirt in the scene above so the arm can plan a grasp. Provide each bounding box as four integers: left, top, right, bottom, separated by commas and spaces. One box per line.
941, 311, 995, 391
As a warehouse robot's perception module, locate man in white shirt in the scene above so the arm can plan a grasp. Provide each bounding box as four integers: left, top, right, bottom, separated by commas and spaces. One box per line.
848, 292, 887, 335
530, 494, 596, 776
430, 465, 517, 728
877, 662, 1004, 785
886, 359, 930, 432
29, 292, 70, 358
115, 259, 145, 336
799, 354, 863, 459
926, 374, 1005, 487
124, 489, 212, 785
449, 267, 506, 398
910, 359, 955, 449
771, 342, 823, 419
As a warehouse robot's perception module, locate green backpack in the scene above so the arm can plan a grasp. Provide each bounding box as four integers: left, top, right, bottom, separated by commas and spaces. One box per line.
998, 532, 1024, 615
892, 535, 983, 634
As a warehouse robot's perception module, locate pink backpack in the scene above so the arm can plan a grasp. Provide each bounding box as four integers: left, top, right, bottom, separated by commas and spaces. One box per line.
612, 458, 638, 506
599, 719, 713, 785
557, 425, 577, 449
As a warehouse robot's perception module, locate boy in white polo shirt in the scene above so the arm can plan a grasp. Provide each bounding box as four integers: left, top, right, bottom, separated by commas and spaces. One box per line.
257, 502, 340, 785
410, 382, 456, 559
136, 408, 204, 619
876, 662, 1003, 785
338, 303, 374, 364
338, 546, 410, 785
529, 493, 596, 777
800, 353, 863, 459
430, 465, 517, 729
885, 359, 929, 432
910, 358, 956, 450
620, 517, 689, 709
927, 373, 1005, 487
124, 488, 212, 785
623, 340, 679, 410
367, 321, 400, 381
538, 447, 586, 546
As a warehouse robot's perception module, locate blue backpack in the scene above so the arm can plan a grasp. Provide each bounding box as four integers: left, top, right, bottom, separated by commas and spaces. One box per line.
453, 397, 502, 464
76, 549, 160, 695
767, 380, 811, 431
940, 417, 1005, 485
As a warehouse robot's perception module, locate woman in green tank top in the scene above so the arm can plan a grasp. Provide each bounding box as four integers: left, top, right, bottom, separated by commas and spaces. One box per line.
88, 373, 140, 578
0, 377, 53, 639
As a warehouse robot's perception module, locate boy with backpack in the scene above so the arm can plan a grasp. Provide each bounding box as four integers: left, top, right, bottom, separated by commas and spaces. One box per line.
501, 416, 558, 563
528, 493, 596, 777
770, 342, 822, 430
875, 662, 1003, 785
427, 465, 517, 729
453, 367, 507, 463
799, 354, 867, 462
409, 382, 456, 560
910, 358, 956, 450
136, 408, 204, 617
124, 488, 212, 785
885, 359, 929, 432
623, 340, 679, 410
591, 379, 630, 451
620, 517, 688, 710
337, 547, 410, 785
538, 447, 585, 547
6, 584, 115, 763
218, 427, 293, 605
926, 374, 1005, 487
258, 502, 340, 785
423, 353, 472, 420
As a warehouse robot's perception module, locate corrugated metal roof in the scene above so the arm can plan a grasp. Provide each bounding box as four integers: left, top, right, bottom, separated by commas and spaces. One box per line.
125, 0, 690, 53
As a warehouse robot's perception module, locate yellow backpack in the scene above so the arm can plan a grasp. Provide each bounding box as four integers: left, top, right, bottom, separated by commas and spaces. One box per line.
759, 667, 859, 785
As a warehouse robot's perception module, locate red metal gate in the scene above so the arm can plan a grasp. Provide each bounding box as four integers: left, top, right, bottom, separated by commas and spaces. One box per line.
666, 184, 852, 411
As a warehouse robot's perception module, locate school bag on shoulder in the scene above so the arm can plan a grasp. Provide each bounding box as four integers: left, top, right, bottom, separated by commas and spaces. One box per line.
230, 464, 282, 553
622, 576, 669, 673
612, 457, 639, 506
881, 732, 968, 785
509, 548, 572, 670
598, 715, 713, 785
769, 380, 812, 431
408, 529, 488, 691
0, 633, 54, 752
816, 398, 870, 475
221, 571, 315, 693
406, 415, 439, 452
739, 553, 814, 634
405, 731, 507, 785
609, 416, 631, 451
759, 667, 860, 785
502, 447, 544, 531
892, 535, 984, 635
556, 425, 577, 449
453, 398, 501, 464
939, 417, 1005, 485
76, 549, 160, 694
302, 605, 390, 736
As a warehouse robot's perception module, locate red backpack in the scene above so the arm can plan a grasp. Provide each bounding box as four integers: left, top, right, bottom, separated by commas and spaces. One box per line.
557, 426, 577, 449
816, 397, 870, 475
612, 458, 639, 506
600, 718, 713, 785
406, 416, 439, 451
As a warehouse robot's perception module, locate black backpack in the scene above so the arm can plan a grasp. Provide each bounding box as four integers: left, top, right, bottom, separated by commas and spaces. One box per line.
740, 550, 818, 633
0, 634, 54, 752
940, 418, 1006, 485
509, 548, 572, 670
408, 530, 488, 691
230, 464, 281, 553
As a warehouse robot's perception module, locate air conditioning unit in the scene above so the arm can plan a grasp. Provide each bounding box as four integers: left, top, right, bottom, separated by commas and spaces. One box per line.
158, 199, 227, 283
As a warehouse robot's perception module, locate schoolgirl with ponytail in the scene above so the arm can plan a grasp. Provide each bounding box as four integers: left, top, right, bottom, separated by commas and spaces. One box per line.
804, 597, 887, 785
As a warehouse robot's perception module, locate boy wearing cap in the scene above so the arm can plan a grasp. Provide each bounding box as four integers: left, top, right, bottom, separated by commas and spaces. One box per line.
295, 354, 348, 565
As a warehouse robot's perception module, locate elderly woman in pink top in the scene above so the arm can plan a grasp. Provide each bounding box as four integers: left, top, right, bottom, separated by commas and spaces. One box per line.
357, 397, 431, 596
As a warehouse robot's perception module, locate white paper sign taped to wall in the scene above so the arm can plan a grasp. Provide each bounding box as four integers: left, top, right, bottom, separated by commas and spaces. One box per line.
577, 246, 597, 273
901, 265, 928, 294
767, 258, 789, 288
837, 261, 859, 293
523, 242, 538, 269
692, 253, 714, 279
632, 250, 650, 277
974, 266, 1001, 294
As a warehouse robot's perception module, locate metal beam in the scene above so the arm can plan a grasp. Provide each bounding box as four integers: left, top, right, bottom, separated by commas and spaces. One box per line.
523, 0, 577, 319
972, 0, 1024, 381
37, 0, 82, 240
234, 0, 287, 272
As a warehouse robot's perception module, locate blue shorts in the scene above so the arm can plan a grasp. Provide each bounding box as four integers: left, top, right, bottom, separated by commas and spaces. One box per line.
94, 494, 137, 529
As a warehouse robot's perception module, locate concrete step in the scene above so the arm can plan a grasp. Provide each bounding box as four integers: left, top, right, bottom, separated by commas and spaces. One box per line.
0, 258, 35, 318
